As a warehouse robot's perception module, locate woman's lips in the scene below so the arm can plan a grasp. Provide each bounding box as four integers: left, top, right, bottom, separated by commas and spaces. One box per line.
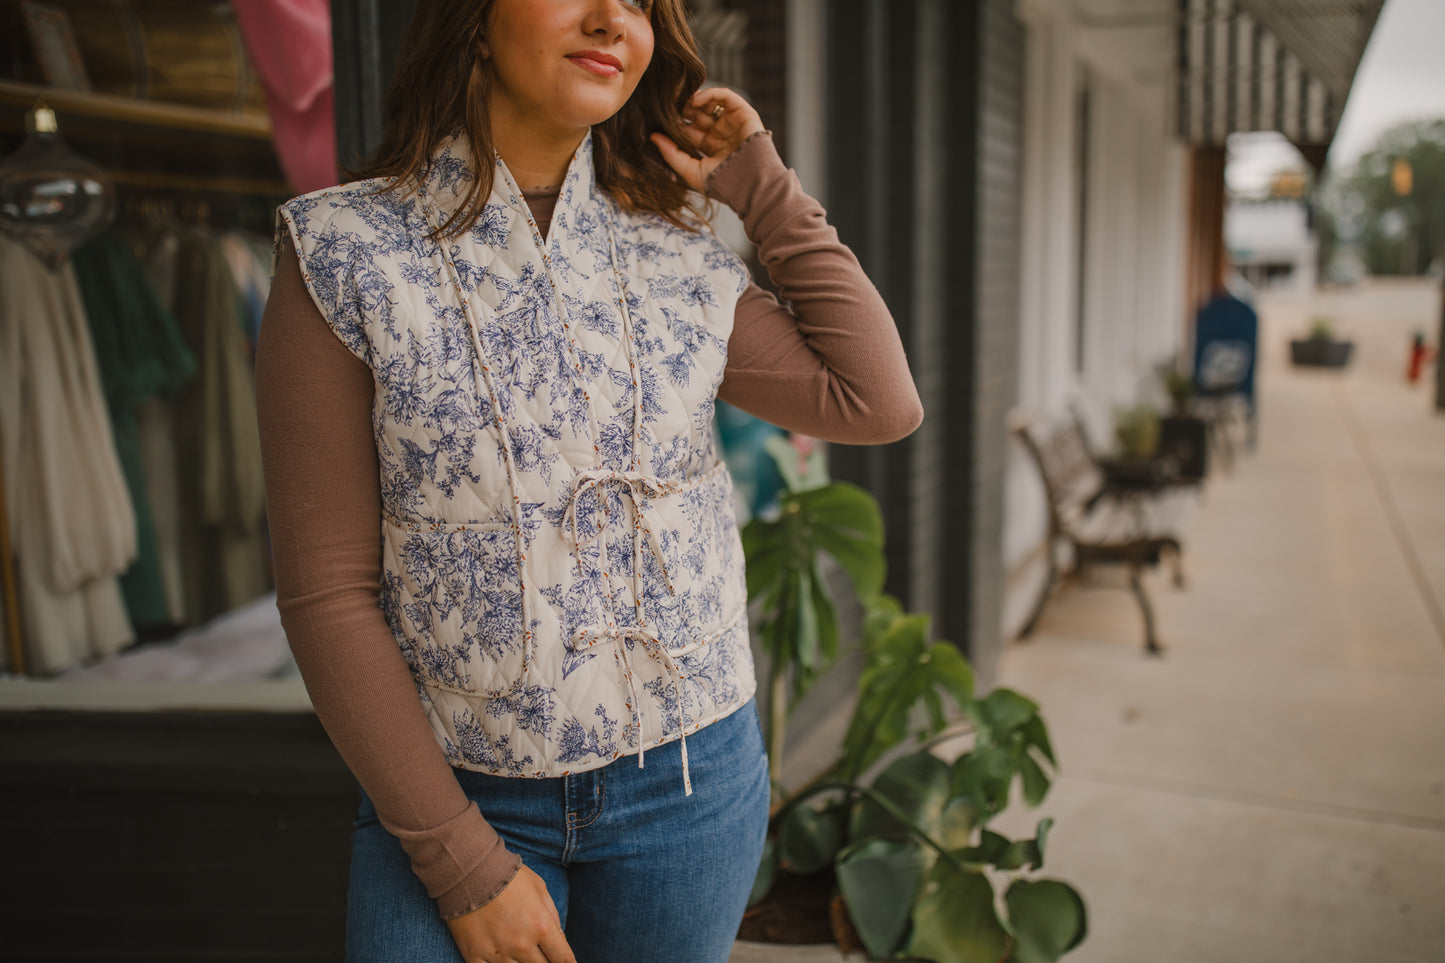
566, 52, 622, 77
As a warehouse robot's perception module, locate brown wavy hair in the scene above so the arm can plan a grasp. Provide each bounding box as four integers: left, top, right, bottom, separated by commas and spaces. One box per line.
350, 0, 708, 238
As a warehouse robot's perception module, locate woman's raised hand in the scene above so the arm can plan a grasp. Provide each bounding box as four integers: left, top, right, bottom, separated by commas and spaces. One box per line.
444, 865, 576, 963
650, 87, 766, 194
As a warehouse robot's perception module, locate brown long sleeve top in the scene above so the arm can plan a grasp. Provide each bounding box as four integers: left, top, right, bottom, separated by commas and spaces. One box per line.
254, 131, 921, 920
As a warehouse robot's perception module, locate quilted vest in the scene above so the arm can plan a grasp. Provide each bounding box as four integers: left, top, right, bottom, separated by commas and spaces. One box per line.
278, 133, 756, 791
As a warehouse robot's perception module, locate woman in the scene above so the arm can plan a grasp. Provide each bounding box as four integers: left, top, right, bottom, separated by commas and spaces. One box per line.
255, 1, 922, 961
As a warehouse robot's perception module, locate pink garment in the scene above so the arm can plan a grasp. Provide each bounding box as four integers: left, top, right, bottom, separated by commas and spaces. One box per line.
232, 0, 338, 194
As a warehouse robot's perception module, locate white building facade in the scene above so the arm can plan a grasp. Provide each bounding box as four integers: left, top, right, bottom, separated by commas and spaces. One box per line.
1226, 198, 1320, 293
1004, 0, 1193, 639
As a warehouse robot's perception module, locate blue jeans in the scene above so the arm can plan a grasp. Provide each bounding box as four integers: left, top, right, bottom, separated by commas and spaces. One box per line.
346, 701, 770, 963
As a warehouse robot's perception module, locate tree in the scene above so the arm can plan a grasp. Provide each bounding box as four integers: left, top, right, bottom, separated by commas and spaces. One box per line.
1325, 118, 1445, 276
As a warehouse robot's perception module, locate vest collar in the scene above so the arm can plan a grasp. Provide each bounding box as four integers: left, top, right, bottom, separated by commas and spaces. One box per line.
419, 130, 602, 250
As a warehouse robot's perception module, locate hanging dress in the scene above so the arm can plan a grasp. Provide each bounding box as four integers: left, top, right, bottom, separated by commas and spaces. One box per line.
71, 232, 197, 633
0, 237, 137, 672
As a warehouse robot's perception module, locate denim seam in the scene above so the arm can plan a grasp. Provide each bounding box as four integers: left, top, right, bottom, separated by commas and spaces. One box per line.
569, 779, 606, 831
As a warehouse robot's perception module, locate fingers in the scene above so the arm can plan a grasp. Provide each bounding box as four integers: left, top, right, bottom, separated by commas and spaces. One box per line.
683, 86, 764, 144
520, 870, 573, 963
523, 868, 563, 931
652, 87, 765, 193
649, 132, 704, 189
538, 928, 578, 963
444, 866, 576, 963
676, 88, 768, 168
686, 85, 748, 115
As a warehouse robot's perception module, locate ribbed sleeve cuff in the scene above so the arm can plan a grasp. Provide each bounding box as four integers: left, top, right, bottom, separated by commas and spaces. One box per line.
705, 130, 786, 214
382, 801, 525, 920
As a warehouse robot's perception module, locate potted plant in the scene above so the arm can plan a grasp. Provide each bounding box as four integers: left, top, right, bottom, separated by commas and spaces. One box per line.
740, 442, 1087, 962
1111, 404, 1161, 464
1160, 365, 1195, 417
1157, 363, 1208, 482
1290, 318, 1354, 367
743, 434, 884, 789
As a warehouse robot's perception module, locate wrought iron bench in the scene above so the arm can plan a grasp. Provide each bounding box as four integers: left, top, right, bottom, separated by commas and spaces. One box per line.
1014, 416, 1192, 655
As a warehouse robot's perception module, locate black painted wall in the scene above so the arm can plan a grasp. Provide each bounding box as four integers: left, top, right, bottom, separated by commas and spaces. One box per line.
823, 0, 919, 622
332, 0, 417, 171
0, 711, 354, 962
824, 0, 1023, 678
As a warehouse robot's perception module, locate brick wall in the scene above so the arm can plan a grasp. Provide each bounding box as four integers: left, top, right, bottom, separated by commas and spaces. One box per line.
932, 0, 1025, 683
968, 0, 1025, 684
718, 0, 789, 161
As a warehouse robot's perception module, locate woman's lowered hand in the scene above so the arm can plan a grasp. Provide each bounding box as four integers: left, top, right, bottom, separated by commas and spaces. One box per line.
444, 865, 576, 963
650, 87, 766, 194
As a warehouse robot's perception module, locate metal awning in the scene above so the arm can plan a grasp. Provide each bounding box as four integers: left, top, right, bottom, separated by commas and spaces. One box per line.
1177, 0, 1385, 149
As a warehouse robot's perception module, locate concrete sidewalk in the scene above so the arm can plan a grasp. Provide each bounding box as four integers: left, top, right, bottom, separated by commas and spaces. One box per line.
731, 295, 1445, 962
994, 308, 1445, 961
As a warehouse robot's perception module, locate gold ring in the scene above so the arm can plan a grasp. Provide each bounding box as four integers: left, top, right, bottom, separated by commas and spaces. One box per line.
711, 103, 725, 120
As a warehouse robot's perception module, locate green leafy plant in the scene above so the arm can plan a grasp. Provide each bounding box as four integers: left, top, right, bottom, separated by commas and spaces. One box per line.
1157, 362, 1195, 415
743, 435, 885, 786
1307, 317, 1336, 342
1112, 404, 1160, 461
743, 442, 1087, 962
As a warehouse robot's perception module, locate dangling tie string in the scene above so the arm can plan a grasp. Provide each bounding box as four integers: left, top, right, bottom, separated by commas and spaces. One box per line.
569, 624, 693, 796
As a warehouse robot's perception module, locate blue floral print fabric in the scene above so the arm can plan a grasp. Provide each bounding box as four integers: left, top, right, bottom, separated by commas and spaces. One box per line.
277, 133, 756, 787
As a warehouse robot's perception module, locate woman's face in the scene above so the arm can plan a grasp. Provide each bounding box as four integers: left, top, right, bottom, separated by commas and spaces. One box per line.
485, 0, 656, 142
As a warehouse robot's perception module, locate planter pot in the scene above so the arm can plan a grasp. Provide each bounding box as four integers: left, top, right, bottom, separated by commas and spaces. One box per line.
731, 940, 850, 961
1290, 339, 1354, 368
1159, 414, 1208, 481
739, 867, 849, 954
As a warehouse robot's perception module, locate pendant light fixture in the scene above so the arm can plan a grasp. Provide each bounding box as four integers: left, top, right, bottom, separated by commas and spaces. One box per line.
0, 104, 116, 269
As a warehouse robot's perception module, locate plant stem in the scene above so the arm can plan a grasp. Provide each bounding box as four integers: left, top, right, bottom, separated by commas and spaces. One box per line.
790, 781, 967, 873
769, 667, 788, 792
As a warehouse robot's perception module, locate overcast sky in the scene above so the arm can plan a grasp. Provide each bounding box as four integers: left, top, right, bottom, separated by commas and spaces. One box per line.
1227, 0, 1445, 191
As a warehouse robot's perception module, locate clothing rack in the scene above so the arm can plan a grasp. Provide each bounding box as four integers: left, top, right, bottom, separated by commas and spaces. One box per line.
107, 168, 290, 198
111, 171, 293, 239
0, 80, 271, 140
0, 185, 283, 677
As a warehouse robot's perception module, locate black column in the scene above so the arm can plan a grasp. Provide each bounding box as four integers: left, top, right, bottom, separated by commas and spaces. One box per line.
331, 0, 417, 170
939, 0, 983, 658
824, 0, 919, 613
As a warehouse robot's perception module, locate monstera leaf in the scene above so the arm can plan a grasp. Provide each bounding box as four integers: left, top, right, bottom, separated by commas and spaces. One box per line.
777, 801, 847, 875
1004, 878, 1088, 963
906, 862, 1009, 963
848, 750, 952, 845
742, 479, 884, 697
838, 607, 975, 782
835, 837, 932, 960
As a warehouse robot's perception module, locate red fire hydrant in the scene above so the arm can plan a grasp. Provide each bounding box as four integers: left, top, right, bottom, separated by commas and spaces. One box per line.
1407, 332, 1436, 384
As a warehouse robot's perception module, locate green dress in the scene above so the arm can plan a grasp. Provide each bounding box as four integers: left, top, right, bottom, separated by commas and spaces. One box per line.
71, 233, 196, 632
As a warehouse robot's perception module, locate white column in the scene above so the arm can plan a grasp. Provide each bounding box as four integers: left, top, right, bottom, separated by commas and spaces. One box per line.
1040, 14, 1080, 414
786, 0, 828, 201
1015, 2, 1050, 409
